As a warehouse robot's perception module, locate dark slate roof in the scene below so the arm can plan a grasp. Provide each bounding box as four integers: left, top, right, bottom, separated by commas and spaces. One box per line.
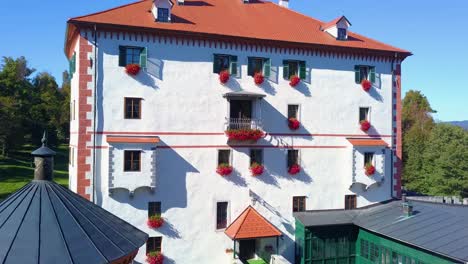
0, 180, 148, 264
295, 199, 468, 262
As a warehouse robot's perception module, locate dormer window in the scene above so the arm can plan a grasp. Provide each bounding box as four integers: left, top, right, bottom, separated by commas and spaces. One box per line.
157, 8, 169, 22
152, 0, 173, 23
322, 16, 351, 41
338, 28, 347, 40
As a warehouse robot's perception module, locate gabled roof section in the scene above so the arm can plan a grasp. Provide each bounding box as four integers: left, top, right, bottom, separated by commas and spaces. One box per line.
295, 199, 468, 262
225, 206, 282, 239
66, 0, 411, 57
0, 181, 148, 264
347, 138, 388, 147
321, 16, 352, 30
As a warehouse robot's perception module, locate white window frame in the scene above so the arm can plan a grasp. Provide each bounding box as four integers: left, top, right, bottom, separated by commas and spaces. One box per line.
359, 106, 371, 123
287, 104, 301, 121
214, 200, 230, 231
217, 149, 232, 167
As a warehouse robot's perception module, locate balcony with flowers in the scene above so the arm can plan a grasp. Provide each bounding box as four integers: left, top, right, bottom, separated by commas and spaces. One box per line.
223, 91, 266, 144
347, 138, 388, 191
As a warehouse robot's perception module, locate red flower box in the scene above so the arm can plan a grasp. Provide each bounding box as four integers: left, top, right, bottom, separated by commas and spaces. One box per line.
288, 118, 300, 130
288, 164, 301, 175
289, 75, 300, 87
361, 79, 372, 92
219, 70, 230, 84
147, 215, 164, 228
125, 64, 141, 76
250, 163, 264, 176
217, 163, 233, 176
365, 163, 376, 176
146, 251, 164, 264
360, 120, 371, 132
225, 129, 264, 142
254, 72, 265, 85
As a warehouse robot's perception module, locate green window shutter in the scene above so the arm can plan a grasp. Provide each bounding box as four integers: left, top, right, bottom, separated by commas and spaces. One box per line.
299, 61, 306, 79
139, 47, 147, 68
229, 55, 238, 75
283, 60, 289, 80
119, 46, 127, 66
263, 58, 271, 78
354, 65, 361, 84
370, 67, 376, 83
248, 57, 254, 76
213, 54, 220, 73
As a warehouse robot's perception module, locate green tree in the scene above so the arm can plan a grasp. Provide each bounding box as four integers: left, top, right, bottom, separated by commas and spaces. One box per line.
421, 124, 468, 197
402, 90, 436, 193
0, 57, 35, 155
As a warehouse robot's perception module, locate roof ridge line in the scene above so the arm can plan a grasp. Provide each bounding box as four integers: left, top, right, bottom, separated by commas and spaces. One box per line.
54, 184, 141, 249
44, 183, 75, 264
235, 206, 252, 237
2, 185, 39, 263
47, 183, 110, 262
68, 0, 147, 22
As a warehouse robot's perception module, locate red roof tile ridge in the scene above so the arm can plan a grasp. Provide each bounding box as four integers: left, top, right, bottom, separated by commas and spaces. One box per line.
264, 1, 327, 26
228, 206, 253, 237
250, 207, 282, 236
68, 0, 148, 22
347, 31, 411, 54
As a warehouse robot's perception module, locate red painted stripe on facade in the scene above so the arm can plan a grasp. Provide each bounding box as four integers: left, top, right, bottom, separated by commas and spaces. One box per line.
156, 145, 347, 149
79, 131, 394, 138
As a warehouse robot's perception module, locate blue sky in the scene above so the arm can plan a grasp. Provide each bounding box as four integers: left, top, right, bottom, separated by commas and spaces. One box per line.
0, 0, 466, 121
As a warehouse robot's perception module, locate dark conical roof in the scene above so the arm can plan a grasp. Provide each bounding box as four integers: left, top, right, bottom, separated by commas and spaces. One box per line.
0, 180, 148, 264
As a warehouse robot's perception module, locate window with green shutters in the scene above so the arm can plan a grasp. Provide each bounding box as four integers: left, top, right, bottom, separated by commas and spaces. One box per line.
355, 65, 376, 83
213, 54, 238, 75
248, 57, 270, 77
119, 46, 147, 68
69, 52, 76, 78
283, 60, 306, 80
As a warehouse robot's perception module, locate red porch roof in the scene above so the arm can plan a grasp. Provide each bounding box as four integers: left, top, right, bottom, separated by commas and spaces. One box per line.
225, 206, 282, 240
106, 136, 160, 144
347, 138, 388, 147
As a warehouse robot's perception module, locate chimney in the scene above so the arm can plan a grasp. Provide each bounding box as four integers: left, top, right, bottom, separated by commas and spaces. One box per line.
279, 0, 289, 8
402, 195, 413, 217
31, 131, 56, 181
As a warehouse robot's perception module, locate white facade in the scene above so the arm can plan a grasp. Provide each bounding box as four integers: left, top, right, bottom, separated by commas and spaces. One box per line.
69, 30, 397, 263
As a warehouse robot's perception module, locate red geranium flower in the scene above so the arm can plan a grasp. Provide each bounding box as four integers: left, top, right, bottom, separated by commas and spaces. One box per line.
288, 164, 301, 175
217, 163, 233, 176
250, 163, 264, 176
146, 251, 164, 264
125, 63, 141, 76
365, 163, 376, 176
219, 70, 230, 84
254, 72, 264, 85
361, 79, 372, 92
225, 129, 264, 142
147, 215, 164, 229
289, 75, 300, 87
360, 120, 371, 132
288, 118, 300, 130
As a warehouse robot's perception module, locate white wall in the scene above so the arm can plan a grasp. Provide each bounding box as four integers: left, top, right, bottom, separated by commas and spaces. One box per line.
76, 31, 395, 263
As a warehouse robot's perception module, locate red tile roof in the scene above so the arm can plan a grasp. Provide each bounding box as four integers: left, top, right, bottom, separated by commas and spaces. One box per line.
321, 16, 351, 30
225, 206, 282, 240
66, 0, 410, 57
347, 138, 388, 147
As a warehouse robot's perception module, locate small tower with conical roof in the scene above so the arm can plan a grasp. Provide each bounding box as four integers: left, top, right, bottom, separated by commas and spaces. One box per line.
31, 131, 56, 181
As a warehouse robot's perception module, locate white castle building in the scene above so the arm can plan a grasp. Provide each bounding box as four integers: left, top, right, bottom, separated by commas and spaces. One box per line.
65, 0, 410, 263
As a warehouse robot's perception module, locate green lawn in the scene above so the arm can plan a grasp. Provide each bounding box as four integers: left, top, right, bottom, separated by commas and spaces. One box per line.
0, 144, 69, 201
